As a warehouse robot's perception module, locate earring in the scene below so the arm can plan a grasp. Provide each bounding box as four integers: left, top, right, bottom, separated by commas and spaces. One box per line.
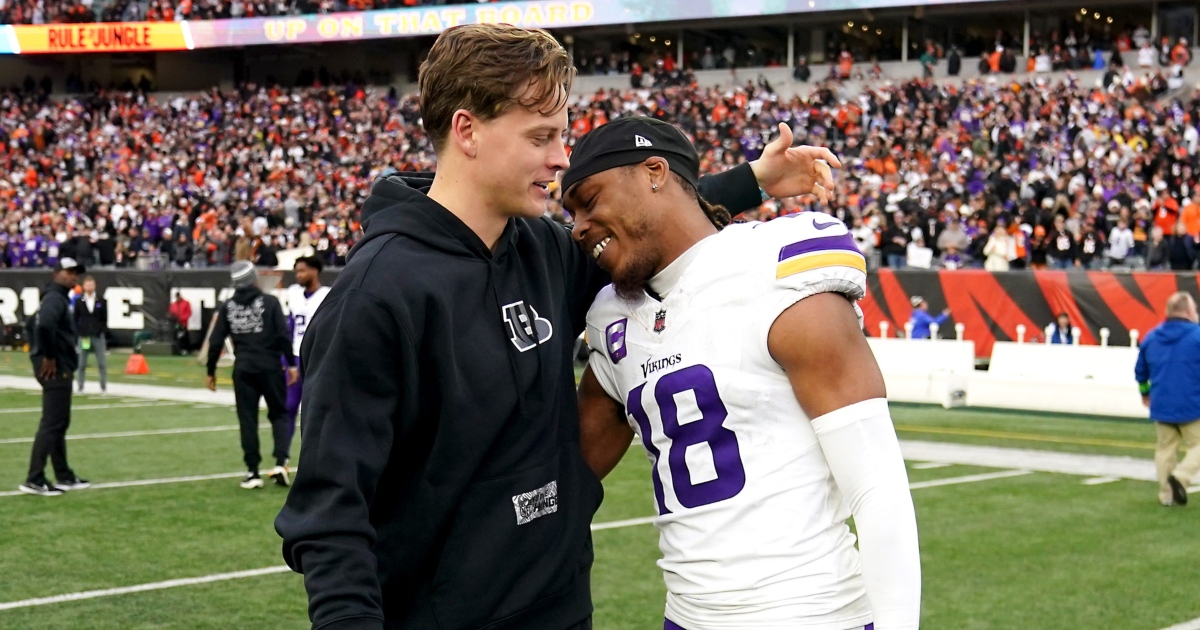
652, 184, 658, 191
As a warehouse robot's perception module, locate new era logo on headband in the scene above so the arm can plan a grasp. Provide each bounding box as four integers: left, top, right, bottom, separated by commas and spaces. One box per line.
635, 135, 653, 148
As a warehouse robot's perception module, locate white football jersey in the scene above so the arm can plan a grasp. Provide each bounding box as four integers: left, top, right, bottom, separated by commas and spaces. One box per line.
286, 284, 331, 356
585, 214, 871, 630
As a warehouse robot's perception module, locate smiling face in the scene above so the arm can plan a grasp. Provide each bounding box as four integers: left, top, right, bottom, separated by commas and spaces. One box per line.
566, 166, 664, 301
472, 101, 569, 220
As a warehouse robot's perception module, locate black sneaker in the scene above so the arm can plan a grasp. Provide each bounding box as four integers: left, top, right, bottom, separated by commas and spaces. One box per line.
18, 481, 64, 496
56, 476, 91, 491
267, 464, 290, 488
240, 472, 264, 490
1168, 475, 1188, 506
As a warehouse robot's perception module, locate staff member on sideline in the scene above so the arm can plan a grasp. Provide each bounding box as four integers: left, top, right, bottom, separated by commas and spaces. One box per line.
206, 261, 298, 490
74, 275, 108, 394
276, 23, 839, 630
19, 257, 90, 496
1135, 291, 1200, 506
908, 296, 951, 339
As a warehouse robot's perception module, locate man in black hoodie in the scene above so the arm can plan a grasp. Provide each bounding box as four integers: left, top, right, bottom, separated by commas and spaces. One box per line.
275, 24, 841, 630
206, 261, 297, 490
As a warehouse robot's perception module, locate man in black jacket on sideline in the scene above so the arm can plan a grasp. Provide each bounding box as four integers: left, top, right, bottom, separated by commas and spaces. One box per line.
207, 261, 297, 490
275, 24, 840, 630
73, 275, 108, 394
19, 257, 90, 497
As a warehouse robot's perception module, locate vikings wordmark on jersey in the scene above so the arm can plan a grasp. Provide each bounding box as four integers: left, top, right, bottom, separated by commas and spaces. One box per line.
585, 213, 870, 630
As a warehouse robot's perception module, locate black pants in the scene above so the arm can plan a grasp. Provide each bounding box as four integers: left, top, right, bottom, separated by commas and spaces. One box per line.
233, 369, 290, 471
27, 360, 75, 484
563, 618, 592, 630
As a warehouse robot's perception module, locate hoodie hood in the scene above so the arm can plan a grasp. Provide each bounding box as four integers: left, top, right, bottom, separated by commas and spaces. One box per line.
352, 173, 517, 263
230, 284, 263, 305
1154, 318, 1200, 343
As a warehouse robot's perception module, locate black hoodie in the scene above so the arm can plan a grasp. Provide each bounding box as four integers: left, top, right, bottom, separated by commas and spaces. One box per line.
29, 282, 78, 372
276, 165, 762, 630
205, 284, 295, 376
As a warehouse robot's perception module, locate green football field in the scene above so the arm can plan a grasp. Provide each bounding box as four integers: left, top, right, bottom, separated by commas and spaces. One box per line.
0, 381, 1198, 630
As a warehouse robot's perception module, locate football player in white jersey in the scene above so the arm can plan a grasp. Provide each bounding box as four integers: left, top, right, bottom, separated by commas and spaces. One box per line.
563, 118, 920, 630
274, 255, 330, 486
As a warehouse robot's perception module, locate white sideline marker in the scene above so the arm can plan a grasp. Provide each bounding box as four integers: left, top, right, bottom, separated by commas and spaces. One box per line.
0, 566, 294, 612
908, 469, 1033, 490
0, 425, 259, 445
1160, 616, 1200, 630
912, 462, 954, 469
0, 401, 183, 415
1081, 477, 1121, 486
0, 467, 1036, 610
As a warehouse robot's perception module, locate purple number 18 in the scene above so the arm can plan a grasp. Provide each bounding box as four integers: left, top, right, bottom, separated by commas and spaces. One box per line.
627, 364, 746, 514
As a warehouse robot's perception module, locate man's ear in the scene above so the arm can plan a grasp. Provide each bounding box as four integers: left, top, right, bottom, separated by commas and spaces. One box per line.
448, 109, 479, 159
643, 156, 670, 191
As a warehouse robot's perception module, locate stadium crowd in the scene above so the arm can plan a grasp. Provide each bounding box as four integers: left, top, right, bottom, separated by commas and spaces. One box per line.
1, 49, 1198, 271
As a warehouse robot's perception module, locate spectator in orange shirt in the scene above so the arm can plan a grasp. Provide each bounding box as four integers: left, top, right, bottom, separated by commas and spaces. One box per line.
1171, 38, 1191, 67
1182, 190, 1200, 238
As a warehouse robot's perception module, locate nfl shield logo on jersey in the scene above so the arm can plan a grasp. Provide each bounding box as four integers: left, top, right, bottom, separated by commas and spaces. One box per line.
606, 319, 628, 364
654, 309, 667, 333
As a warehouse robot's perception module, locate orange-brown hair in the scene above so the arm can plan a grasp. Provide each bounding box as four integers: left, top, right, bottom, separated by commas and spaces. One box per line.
418, 23, 575, 152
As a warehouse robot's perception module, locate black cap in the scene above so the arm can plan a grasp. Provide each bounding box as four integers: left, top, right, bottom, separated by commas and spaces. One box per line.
54, 257, 84, 274
561, 117, 700, 195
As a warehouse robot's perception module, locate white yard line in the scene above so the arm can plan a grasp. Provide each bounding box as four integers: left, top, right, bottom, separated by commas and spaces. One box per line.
0, 471, 249, 497
591, 516, 656, 531
0, 401, 184, 415
0, 566, 294, 611
0, 466, 1043, 611
1160, 617, 1200, 630
1081, 477, 1122, 486
0, 424, 265, 445
911, 462, 954, 469
908, 469, 1033, 489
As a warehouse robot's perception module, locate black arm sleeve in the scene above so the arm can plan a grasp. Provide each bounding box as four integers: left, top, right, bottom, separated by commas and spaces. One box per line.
206, 304, 229, 377
268, 296, 296, 367
37, 294, 65, 361
697, 162, 762, 216
275, 289, 407, 630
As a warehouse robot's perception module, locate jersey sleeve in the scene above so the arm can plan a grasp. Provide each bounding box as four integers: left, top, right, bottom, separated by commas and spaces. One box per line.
583, 287, 625, 404
754, 214, 868, 344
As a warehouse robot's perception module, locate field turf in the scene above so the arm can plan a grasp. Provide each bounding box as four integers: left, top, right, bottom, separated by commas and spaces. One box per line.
0, 384, 1196, 629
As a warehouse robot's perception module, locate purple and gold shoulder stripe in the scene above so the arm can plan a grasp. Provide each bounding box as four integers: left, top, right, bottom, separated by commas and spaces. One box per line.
776, 233, 867, 279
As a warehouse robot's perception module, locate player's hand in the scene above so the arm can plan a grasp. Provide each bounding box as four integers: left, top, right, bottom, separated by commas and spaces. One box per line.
38, 358, 56, 381
749, 122, 842, 203
286, 367, 299, 386
942, 308, 951, 316
206, 375, 217, 392
1142, 395, 1150, 408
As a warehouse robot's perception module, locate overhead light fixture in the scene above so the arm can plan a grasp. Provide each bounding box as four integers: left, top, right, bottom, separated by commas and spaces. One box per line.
1094, 12, 1100, 19
862, 25, 868, 30
649, 35, 656, 42
665, 40, 671, 46
876, 28, 883, 34
1106, 16, 1113, 23
848, 21, 854, 27
1080, 8, 1087, 14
